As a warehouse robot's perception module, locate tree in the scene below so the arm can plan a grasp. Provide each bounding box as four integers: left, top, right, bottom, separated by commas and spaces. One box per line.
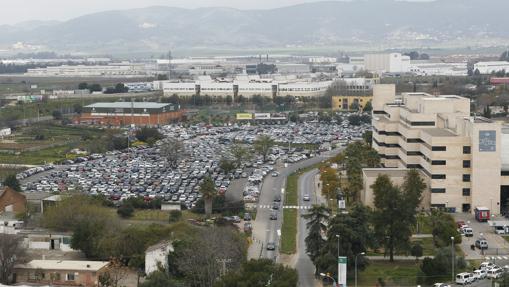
371, 175, 407, 262
200, 176, 217, 218
214, 259, 297, 287
88, 83, 103, 92
117, 204, 135, 218
363, 100, 373, 112
156, 74, 169, 81
98, 258, 127, 287
372, 170, 424, 262
225, 95, 233, 105
230, 144, 251, 168
71, 220, 105, 258
420, 247, 466, 284
78, 82, 88, 90
169, 226, 247, 287
363, 131, 373, 147
483, 105, 492, 118
114, 83, 128, 93
254, 135, 275, 162
0, 234, 25, 284
168, 210, 182, 223
2, 174, 20, 192
501, 51, 509, 62
219, 157, 236, 174
73, 103, 83, 114
349, 101, 360, 111
139, 269, 178, 287
348, 114, 361, 126
135, 127, 163, 143
302, 205, 330, 263
410, 243, 423, 261
160, 138, 185, 168
314, 204, 371, 279
429, 209, 462, 247
401, 169, 426, 229
52, 110, 63, 120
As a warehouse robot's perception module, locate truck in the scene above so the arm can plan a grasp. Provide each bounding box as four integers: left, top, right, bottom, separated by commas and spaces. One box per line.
475, 207, 490, 222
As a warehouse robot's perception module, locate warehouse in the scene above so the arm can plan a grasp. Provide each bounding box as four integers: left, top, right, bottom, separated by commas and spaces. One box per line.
74, 102, 184, 126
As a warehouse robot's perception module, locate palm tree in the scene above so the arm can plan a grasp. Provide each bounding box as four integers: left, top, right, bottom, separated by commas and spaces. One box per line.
254, 135, 275, 162
302, 204, 331, 263
199, 176, 216, 218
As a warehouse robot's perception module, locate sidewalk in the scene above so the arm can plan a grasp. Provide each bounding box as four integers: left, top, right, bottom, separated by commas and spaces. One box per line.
367, 255, 434, 260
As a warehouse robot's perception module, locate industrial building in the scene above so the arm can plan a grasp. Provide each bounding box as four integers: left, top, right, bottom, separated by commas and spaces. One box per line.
25, 62, 151, 77
474, 61, 509, 74
409, 61, 468, 76
74, 102, 184, 126
157, 75, 333, 99
364, 53, 411, 73
362, 84, 509, 215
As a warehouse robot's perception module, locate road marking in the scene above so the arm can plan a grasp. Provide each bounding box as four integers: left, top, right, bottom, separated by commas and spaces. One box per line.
257, 205, 312, 209
498, 256, 502, 260
504, 256, 508, 260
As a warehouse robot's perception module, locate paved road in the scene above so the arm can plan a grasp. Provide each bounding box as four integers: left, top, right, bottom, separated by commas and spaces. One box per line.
296, 169, 322, 287
247, 148, 341, 264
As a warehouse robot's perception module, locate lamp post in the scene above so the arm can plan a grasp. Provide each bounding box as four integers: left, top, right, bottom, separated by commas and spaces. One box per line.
320, 273, 337, 287
451, 236, 455, 283
336, 234, 340, 258
355, 252, 365, 287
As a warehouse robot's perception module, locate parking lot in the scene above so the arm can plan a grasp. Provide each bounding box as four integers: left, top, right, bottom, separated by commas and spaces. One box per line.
18, 120, 370, 208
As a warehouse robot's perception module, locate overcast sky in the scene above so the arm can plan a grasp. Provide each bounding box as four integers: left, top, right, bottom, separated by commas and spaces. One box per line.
2, 0, 435, 25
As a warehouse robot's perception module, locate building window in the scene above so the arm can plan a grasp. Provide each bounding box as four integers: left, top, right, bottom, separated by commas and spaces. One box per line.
431, 174, 446, 179
432, 146, 447, 151
411, 121, 435, 126
502, 171, 509, 176
462, 174, 471, 182
431, 160, 446, 165
463, 146, 471, 154
431, 188, 446, 193
407, 138, 424, 143
66, 273, 76, 281
462, 188, 471, 196
463, 160, 471, 168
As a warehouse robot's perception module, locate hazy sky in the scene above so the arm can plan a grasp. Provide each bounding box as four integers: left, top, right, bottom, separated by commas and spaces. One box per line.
2, 0, 434, 25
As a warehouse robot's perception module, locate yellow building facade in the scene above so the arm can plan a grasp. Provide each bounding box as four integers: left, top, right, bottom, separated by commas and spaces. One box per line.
331, 95, 373, 111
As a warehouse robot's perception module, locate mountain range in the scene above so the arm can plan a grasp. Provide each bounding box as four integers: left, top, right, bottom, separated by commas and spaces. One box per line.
1, 0, 508, 55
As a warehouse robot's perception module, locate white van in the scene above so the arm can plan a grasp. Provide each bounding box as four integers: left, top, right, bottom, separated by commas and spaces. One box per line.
462, 227, 473, 237
480, 262, 496, 271
473, 269, 487, 280
495, 225, 506, 234
487, 267, 503, 279
456, 272, 474, 285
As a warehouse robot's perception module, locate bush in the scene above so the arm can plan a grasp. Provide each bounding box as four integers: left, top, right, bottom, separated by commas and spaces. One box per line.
117, 204, 135, 218
135, 127, 163, 143
169, 210, 182, 223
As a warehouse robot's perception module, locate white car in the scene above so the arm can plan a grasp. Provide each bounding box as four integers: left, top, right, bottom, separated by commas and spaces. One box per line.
487, 267, 503, 279
479, 261, 496, 271
456, 272, 474, 285
473, 269, 487, 280
433, 283, 451, 287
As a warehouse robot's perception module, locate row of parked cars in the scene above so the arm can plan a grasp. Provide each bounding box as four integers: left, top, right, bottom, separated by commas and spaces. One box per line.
456, 262, 508, 284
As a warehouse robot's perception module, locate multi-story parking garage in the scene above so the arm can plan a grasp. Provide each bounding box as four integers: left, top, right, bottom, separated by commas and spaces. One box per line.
362, 84, 509, 215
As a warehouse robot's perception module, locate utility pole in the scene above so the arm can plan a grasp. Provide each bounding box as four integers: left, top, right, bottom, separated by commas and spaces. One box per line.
216, 258, 232, 277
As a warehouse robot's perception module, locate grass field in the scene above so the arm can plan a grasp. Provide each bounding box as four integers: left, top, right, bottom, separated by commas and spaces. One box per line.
356, 261, 423, 287
0, 123, 114, 165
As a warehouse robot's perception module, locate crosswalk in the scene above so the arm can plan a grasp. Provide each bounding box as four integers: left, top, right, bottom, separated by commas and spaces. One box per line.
257, 204, 312, 210
484, 256, 509, 260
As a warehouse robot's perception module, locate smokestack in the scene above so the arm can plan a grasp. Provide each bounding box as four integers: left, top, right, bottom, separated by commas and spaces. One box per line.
266, 54, 269, 62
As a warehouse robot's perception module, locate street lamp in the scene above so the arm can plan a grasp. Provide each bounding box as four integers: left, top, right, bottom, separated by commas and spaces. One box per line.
355, 252, 366, 287
320, 273, 337, 287
451, 236, 455, 283
336, 235, 340, 259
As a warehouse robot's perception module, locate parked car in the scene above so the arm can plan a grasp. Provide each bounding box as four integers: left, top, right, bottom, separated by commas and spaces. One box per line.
270, 211, 277, 220
266, 242, 276, 251
475, 238, 488, 249
244, 212, 252, 221
480, 262, 496, 271
303, 193, 310, 201
462, 227, 473, 237
455, 273, 474, 285
473, 269, 487, 280
433, 283, 451, 287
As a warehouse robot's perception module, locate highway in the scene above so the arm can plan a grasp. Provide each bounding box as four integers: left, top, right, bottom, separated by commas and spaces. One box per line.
247, 149, 341, 283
